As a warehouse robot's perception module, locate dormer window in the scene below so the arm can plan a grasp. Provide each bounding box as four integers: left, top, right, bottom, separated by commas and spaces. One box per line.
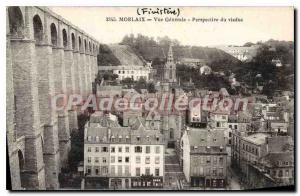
118, 135, 122, 142
156, 136, 159, 142
220, 146, 224, 152
111, 136, 115, 142
87, 136, 92, 141
125, 135, 130, 143
137, 136, 140, 141
146, 136, 150, 141
95, 136, 99, 142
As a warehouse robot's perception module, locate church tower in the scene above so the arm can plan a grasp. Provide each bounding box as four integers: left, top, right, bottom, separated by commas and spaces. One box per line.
163, 44, 177, 83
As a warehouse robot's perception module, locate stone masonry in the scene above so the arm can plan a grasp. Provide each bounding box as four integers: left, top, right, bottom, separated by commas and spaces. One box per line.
7, 6, 99, 190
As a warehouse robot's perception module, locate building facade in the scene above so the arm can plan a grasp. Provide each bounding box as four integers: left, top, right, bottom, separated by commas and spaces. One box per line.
84, 112, 165, 189
98, 65, 151, 81
180, 127, 227, 188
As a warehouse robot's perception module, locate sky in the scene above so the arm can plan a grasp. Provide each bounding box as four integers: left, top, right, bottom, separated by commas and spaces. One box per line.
49, 6, 294, 46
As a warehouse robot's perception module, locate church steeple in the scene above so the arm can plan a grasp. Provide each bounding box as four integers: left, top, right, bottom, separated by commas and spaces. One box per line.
167, 44, 174, 64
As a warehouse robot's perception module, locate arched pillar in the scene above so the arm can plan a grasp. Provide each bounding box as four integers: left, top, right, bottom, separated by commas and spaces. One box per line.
52, 20, 70, 169
87, 40, 92, 94
6, 7, 22, 190
64, 27, 78, 130
10, 6, 46, 189
34, 13, 61, 189
81, 38, 88, 99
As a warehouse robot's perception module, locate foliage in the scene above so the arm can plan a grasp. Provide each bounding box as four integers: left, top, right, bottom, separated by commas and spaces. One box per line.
235, 40, 294, 96
97, 44, 121, 66
67, 114, 90, 172
176, 64, 232, 92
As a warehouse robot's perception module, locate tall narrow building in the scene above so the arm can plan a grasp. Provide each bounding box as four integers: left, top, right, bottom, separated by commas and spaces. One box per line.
163, 45, 177, 83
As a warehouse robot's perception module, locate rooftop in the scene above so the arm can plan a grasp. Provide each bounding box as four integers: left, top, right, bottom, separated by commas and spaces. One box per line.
244, 133, 269, 145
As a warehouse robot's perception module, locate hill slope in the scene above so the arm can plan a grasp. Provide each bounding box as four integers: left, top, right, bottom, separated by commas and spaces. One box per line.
109, 44, 145, 66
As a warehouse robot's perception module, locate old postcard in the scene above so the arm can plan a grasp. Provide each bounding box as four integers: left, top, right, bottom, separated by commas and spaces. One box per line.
6, 6, 295, 191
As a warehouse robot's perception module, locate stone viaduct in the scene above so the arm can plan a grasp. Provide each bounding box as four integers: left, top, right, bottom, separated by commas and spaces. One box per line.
6, 6, 99, 190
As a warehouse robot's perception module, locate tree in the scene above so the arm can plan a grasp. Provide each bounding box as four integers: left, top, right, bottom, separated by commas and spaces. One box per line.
121, 77, 134, 87
134, 77, 147, 90
147, 82, 156, 93
243, 42, 255, 47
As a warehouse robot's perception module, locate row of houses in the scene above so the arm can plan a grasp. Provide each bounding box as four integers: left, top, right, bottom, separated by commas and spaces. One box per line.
84, 112, 165, 189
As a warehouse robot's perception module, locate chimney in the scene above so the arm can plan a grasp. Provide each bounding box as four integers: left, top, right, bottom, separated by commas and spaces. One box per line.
107, 127, 111, 139
186, 126, 190, 135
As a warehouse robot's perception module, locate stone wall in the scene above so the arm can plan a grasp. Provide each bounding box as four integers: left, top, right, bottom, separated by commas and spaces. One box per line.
7, 6, 99, 190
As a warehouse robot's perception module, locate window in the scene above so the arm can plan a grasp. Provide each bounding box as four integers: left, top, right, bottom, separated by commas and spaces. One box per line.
87, 147, 91, 152
155, 156, 160, 164
217, 122, 220, 127
136, 167, 141, 176
135, 146, 142, 153
212, 168, 217, 176
136, 156, 141, 164
206, 168, 210, 176
95, 147, 99, 152
145, 168, 150, 175
125, 137, 130, 143
95, 168, 99, 175
218, 168, 223, 176
111, 156, 115, 163
229, 125, 232, 128
111, 147, 115, 153
136, 136, 140, 141
118, 147, 122, 153
95, 157, 99, 163
278, 170, 283, 177
102, 166, 108, 174
155, 146, 160, 154
118, 166, 122, 175
103, 157, 107, 163
155, 168, 160, 176
118, 137, 122, 142
200, 157, 204, 164
234, 125, 237, 129
285, 170, 289, 176
146, 136, 150, 141
111, 137, 115, 142
206, 157, 211, 164
146, 146, 151, 154
111, 166, 115, 175
102, 147, 108, 152
118, 157, 122, 163
145, 156, 150, 164
170, 129, 174, 139
219, 157, 223, 165
87, 157, 91, 163
125, 166, 130, 175
87, 168, 91, 175
125, 157, 129, 163
125, 147, 130, 152
156, 136, 160, 142
213, 157, 217, 165
213, 138, 217, 142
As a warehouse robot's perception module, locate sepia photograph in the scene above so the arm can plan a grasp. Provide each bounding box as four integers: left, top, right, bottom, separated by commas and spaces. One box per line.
6, 6, 295, 191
